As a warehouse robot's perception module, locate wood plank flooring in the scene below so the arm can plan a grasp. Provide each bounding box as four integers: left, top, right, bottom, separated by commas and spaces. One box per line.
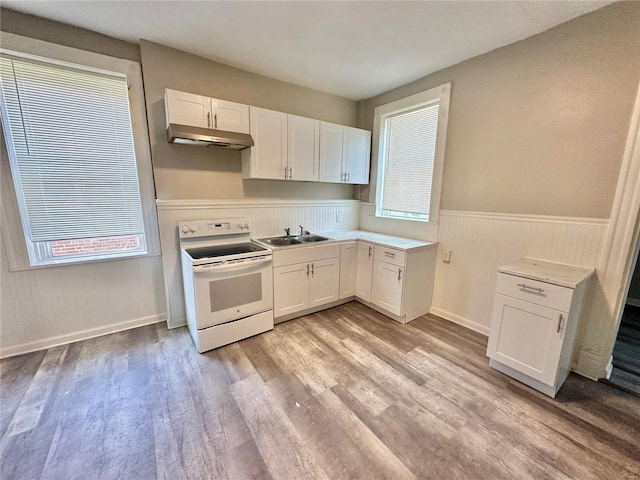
1, 302, 639, 479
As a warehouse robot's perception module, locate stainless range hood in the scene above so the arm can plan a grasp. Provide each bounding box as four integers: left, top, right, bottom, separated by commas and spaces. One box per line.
167, 123, 254, 150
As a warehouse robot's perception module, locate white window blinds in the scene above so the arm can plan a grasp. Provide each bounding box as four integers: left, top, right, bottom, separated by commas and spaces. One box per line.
0, 55, 145, 243
380, 103, 439, 221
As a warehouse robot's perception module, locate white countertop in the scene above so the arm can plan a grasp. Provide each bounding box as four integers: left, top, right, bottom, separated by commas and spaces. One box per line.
498, 258, 594, 289
254, 230, 437, 252
321, 230, 437, 252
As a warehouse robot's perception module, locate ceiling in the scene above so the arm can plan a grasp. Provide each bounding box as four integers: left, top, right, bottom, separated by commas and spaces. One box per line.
2, 1, 614, 100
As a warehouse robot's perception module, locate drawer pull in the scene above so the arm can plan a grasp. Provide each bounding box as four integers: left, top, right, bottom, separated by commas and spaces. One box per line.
384, 252, 396, 258
398, 268, 402, 281
557, 313, 563, 333
517, 283, 544, 294
368, 246, 372, 258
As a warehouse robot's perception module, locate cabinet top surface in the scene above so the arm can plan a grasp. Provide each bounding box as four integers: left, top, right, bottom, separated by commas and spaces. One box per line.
322, 230, 437, 252
498, 258, 594, 289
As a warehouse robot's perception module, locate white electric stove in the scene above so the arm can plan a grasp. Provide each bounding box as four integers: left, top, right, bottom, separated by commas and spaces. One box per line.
179, 218, 273, 353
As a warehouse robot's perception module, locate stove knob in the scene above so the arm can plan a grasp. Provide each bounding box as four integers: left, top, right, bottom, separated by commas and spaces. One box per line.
244, 221, 250, 229
181, 225, 190, 234
189, 226, 196, 233
239, 223, 245, 229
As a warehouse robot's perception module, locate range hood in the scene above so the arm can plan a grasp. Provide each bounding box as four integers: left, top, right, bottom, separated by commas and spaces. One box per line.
167, 124, 254, 150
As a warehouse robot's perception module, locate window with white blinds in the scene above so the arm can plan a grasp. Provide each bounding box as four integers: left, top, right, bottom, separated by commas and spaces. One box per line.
380, 103, 439, 220
0, 53, 147, 265
374, 83, 450, 223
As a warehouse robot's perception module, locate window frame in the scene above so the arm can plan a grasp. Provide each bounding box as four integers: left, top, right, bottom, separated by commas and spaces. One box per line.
372, 82, 451, 224
0, 32, 160, 271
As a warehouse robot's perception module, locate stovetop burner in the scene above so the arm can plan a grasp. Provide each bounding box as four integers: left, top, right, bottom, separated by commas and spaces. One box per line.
185, 242, 268, 260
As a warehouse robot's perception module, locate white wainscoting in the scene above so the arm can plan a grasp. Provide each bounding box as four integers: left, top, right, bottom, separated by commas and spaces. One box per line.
0, 246, 167, 358
431, 211, 608, 337
156, 198, 360, 328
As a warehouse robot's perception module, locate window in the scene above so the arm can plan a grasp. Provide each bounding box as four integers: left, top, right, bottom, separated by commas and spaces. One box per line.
374, 83, 451, 223
0, 51, 150, 266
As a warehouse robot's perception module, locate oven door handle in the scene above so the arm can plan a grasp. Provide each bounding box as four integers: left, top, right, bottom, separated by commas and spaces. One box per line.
193, 257, 272, 274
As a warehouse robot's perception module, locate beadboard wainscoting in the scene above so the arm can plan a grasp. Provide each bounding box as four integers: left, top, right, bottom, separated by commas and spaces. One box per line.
156, 199, 360, 328
0, 249, 167, 358
431, 211, 608, 339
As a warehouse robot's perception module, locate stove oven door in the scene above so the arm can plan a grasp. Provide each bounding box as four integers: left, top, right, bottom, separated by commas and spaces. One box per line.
192, 256, 273, 329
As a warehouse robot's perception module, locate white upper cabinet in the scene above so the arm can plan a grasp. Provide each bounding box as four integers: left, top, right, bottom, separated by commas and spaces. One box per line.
319, 122, 346, 183
165, 89, 249, 134
287, 114, 319, 181
165, 89, 212, 129
242, 106, 288, 180
211, 99, 250, 134
345, 127, 371, 184
319, 122, 371, 184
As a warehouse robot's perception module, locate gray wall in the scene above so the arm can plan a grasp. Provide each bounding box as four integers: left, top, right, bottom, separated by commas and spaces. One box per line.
140, 40, 358, 200
0, 8, 140, 62
359, 1, 640, 219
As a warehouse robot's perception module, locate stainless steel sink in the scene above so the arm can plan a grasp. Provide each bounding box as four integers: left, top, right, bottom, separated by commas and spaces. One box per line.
295, 234, 330, 243
259, 236, 303, 246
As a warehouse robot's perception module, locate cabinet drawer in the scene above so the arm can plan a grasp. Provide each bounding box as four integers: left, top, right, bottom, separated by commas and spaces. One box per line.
374, 245, 405, 267
495, 273, 573, 312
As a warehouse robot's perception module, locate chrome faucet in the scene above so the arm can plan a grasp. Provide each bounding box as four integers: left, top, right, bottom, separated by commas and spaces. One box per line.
284, 227, 291, 237
299, 225, 310, 235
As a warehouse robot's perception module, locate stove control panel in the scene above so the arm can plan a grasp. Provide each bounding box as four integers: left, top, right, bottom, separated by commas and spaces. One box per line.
178, 219, 252, 238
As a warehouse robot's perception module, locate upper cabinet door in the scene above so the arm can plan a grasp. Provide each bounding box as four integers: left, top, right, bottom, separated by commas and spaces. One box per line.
164, 89, 212, 129
319, 122, 346, 183
245, 106, 288, 180
211, 99, 250, 134
345, 127, 371, 184
288, 114, 319, 181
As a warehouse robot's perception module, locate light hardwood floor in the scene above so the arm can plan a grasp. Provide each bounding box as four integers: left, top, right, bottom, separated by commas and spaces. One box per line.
1, 302, 639, 479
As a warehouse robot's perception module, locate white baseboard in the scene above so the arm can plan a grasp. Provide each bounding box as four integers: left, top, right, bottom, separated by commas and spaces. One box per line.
626, 297, 640, 308
0, 313, 167, 359
429, 307, 490, 336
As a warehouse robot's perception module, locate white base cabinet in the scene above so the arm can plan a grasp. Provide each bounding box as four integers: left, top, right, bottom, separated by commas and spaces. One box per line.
355, 242, 374, 302
339, 242, 357, 299
352, 243, 436, 324
486, 259, 594, 397
273, 244, 340, 319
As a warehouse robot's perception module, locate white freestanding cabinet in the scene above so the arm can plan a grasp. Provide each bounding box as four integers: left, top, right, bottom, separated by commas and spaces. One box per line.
272, 244, 340, 320
355, 241, 374, 302
319, 122, 371, 184
486, 258, 594, 398
164, 89, 249, 133
339, 242, 357, 299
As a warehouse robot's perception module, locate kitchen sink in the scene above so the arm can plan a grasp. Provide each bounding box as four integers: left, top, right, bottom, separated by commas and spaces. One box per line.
260, 236, 303, 246
295, 234, 330, 242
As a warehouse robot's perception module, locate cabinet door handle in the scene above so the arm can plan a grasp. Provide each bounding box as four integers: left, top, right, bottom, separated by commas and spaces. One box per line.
306, 264, 309, 277
289, 166, 292, 179
368, 246, 372, 258
207, 112, 211, 128
347, 172, 350, 182
398, 268, 402, 281
557, 313, 563, 333
517, 283, 544, 294
311, 263, 315, 277
284, 167, 288, 179
214, 113, 218, 129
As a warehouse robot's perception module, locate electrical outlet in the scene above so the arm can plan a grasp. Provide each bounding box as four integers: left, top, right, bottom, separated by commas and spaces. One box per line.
442, 249, 451, 263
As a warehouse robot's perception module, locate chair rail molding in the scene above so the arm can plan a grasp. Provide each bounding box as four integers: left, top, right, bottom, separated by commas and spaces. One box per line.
576, 79, 640, 380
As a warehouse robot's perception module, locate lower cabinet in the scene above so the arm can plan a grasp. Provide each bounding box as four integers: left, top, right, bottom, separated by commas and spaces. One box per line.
339, 241, 357, 299
273, 244, 340, 319
371, 259, 404, 316
355, 241, 374, 301
486, 261, 594, 397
